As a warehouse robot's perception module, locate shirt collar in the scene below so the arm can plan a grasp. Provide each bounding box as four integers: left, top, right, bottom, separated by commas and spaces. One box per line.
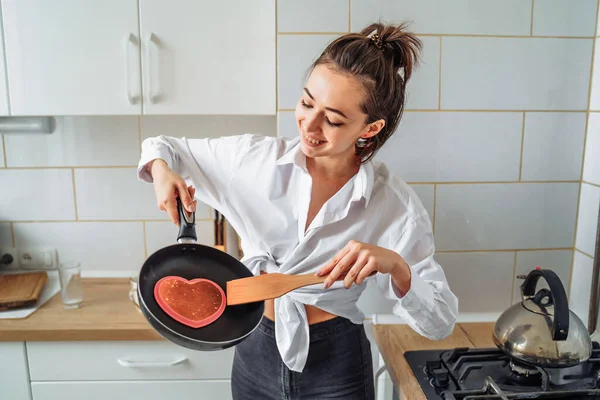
276, 138, 374, 207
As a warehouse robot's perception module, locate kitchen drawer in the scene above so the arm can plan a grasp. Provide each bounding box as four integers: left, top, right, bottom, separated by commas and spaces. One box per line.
27, 341, 234, 381
31, 380, 232, 400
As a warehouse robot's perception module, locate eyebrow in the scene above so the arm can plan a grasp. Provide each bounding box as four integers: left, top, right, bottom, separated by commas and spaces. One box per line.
303, 87, 349, 119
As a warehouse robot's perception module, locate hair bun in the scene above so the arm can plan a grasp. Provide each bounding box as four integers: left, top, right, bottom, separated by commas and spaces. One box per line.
361, 22, 422, 80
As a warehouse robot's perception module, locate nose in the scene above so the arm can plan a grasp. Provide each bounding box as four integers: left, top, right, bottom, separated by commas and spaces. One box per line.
304, 112, 322, 134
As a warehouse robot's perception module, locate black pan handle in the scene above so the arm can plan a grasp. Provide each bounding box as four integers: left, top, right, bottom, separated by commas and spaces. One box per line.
177, 197, 197, 243
521, 268, 569, 341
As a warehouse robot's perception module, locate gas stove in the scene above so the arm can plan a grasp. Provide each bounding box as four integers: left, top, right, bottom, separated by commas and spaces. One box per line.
405, 342, 600, 399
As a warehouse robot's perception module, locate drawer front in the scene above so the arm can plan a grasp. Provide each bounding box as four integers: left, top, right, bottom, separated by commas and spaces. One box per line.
0, 342, 32, 400
27, 341, 234, 381
31, 380, 232, 400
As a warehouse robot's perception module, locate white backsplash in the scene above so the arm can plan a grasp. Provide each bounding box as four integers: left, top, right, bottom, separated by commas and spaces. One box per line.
1, 0, 599, 327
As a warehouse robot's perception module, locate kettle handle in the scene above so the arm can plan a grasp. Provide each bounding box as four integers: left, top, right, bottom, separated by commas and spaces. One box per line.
521, 269, 569, 341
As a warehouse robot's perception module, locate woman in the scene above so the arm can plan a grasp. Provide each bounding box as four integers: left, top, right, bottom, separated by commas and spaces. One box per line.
138, 22, 458, 399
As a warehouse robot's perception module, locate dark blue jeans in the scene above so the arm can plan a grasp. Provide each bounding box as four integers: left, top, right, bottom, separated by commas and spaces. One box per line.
231, 316, 375, 399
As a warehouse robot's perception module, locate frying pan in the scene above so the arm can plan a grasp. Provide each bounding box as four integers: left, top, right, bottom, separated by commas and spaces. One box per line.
137, 198, 264, 351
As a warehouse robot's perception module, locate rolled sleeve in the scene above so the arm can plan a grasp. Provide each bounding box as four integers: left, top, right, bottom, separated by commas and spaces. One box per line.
377, 215, 458, 340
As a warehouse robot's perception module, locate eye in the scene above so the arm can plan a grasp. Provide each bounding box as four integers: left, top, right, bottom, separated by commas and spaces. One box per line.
300, 99, 313, 109
326, 118, 343, 127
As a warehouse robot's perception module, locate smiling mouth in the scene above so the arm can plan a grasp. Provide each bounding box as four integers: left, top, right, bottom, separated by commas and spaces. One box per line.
303, 132, 326, 145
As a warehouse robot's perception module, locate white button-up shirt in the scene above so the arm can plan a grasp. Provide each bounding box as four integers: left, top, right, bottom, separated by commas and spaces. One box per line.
138, 133, 458, 372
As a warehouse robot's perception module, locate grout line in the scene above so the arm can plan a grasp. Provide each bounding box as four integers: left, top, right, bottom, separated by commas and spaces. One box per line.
405, 180, 579, 185
1, 134, 6, 167
71, 168, 79, 221
10, 222, 15, 247
278, 31, 349, 35
576, 248, 596, 259
4, 218, 214, 223
437, 248, 573, 254
583, 180, 600, 188
142, 221, 148, 259
276, 32, 594, 39
568, 249, 576, 300
0, 3, 11, 116
518, 112, 526, 181
1, 165, 138, 170
348, 0, 351, 32
530, 0, 535, 36
510, 252, 518, 304
432, 184, 437, 234
281, 108, 587, 113
275, 0, 279, 111
438, 37, 442, 110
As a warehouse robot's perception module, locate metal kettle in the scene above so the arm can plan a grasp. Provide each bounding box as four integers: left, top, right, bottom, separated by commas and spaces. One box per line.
493, 268, 592, 367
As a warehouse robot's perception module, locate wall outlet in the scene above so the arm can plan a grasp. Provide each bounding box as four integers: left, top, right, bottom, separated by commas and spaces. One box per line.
17, 247, 58, 270
0, 247, 18, 269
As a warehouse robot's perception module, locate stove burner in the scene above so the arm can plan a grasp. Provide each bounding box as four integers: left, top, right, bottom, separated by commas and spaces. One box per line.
404, 343, 600, 400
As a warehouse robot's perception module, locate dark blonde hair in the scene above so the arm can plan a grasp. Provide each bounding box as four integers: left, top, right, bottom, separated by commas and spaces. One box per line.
307, 22, 422, 162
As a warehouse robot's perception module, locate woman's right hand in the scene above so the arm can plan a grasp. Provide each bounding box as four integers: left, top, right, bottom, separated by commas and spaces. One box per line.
149, 159, 197, 226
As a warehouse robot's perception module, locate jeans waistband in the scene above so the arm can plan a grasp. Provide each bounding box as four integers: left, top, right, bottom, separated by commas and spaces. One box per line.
258, 315, 362, 341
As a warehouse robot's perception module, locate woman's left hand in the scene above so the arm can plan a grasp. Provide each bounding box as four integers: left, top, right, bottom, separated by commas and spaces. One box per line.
316, 240, 410, 290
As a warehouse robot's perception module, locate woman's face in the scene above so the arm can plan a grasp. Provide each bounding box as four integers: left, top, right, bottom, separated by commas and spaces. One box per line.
295, 64, 383, 162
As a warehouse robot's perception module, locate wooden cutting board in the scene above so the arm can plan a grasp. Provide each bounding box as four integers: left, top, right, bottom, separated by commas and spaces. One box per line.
0, 271, 48, 311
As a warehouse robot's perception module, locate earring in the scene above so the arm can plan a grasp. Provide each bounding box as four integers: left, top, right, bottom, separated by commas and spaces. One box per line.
357, 137, 368, 147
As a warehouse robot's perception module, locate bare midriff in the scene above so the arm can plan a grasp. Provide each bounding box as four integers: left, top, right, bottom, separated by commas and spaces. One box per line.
263, 298, 339, 325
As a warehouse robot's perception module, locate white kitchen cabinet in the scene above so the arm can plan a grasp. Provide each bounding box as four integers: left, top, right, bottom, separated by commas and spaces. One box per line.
0, 342, 32, 400
31, 381, 232, 400
138, 0, 276, 115
27, 341, 234, 381
2, 0, 142, 116
0, 8, 9, 116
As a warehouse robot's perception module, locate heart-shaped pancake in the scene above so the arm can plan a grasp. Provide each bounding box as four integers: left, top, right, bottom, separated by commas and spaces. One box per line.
154, 276, 226, 328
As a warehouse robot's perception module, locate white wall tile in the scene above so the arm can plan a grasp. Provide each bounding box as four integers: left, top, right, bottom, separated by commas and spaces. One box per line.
278, 35, 338, 109
409, 185, 434, 220
512, 250, 573, 304
405, 36, 439, 110
74, 168, 211, 221
583, 113, 600, 185
570, 251, 594, 328
351, 0, 531, 36
277, 111, 297, 138
436, 183, 579, 250
532, 0, 597, 37
375, 112, 522, 182
576, 183, 600, 256
590, 41, 600, 110
145, 221, 215, 257
521, 112, 586, 181
13, 222, 145, 275
4, 117, 140, 167
0, 223, 12, 246
278, 0, 348, 33
140, 115, 276, 140
441, 38, 592, 110
0, 169, 75, 221
436, 252, 514, 313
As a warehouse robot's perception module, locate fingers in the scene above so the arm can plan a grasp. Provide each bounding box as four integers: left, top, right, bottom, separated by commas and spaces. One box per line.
316, 243, 352, 277
355, 260, 377, 285
165, 196, 180, 226
323, 249, 358, 289
343, 254, 369, 289
178, 183, 196, 213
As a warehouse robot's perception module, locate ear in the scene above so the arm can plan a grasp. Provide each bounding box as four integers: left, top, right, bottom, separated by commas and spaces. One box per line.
361, 119, 385, 139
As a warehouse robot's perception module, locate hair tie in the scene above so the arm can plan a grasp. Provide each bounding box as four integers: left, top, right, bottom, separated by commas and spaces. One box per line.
369, 33, 384, 51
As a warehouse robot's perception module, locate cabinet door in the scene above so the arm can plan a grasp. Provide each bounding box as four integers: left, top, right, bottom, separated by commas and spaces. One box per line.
139, 0, 276, 115
2, 0, 142, 116
31, 381, 232, 400
0, 9, 9, 116
0, 343, 32, 400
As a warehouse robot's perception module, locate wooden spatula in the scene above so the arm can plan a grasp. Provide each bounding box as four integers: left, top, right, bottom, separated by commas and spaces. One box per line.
226, 271, 376, 306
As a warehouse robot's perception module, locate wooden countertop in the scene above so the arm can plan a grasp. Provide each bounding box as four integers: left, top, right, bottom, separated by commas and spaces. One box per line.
373, 322, 496, 400
0, 278, 162, 341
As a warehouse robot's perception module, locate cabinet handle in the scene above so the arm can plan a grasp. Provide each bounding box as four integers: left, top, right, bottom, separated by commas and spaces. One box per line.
124, 33, 140, 105
117, 356, 188, 368
146, 32, 161, 104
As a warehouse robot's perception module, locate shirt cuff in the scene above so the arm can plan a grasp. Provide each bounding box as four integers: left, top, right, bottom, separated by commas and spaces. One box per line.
137, 147, 174, 183
388, 269, 431, 313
